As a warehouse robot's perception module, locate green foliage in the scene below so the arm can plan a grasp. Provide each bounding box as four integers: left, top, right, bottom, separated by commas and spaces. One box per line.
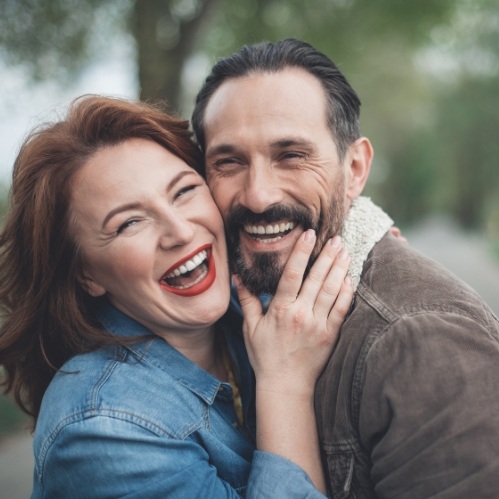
0, 392, 29, 438
0, 0, 497, 232
0, 0, 129, 80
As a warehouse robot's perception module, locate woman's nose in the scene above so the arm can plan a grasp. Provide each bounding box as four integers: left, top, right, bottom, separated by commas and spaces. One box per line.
158, 214, 195, 249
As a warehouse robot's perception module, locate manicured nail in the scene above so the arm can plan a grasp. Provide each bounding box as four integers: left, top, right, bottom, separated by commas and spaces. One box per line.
340, 248, 349, 260
304, 229, 316, 243
329, 235, 341, 248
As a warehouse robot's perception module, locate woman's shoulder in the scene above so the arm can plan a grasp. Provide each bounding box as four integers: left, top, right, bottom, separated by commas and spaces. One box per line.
34, 344, 208, 453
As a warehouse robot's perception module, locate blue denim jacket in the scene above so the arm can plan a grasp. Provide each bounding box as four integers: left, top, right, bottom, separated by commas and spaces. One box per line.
32, 301, 324, 498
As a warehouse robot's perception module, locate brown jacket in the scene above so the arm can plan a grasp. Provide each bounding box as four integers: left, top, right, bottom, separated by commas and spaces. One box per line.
316, 233, 499, 498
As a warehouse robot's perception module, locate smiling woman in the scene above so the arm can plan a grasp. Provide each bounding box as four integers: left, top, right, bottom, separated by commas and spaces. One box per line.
0, 95, 353, 498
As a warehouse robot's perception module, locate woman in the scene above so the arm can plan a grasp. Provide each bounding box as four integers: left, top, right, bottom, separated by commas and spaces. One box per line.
0, 96, 352, 498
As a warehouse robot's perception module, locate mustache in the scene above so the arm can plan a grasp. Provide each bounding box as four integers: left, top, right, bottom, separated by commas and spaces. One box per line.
225, 204, 315, 230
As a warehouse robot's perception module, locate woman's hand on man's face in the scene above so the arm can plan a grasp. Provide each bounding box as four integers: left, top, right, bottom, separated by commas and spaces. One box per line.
234, 229, 353, 396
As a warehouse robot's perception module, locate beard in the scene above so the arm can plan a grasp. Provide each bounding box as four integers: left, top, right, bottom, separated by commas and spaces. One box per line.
225, 182, 347, 296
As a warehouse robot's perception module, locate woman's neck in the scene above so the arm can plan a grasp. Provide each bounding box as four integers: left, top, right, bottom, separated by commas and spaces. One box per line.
158, 325, 227, 381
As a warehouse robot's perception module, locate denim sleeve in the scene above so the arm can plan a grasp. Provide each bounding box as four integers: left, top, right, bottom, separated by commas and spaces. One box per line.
359, 312, 499, 498
33, 416, 247, 498
248, 451, 327, 498
33, 417, 327, 498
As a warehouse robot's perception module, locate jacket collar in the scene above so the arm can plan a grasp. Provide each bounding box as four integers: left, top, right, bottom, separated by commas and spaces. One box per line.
340, 196, 393, 291
95, 300, 223, 405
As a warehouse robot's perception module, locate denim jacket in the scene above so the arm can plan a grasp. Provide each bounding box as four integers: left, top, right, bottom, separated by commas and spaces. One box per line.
32, 301, 323, 498
316, 233, 499, 498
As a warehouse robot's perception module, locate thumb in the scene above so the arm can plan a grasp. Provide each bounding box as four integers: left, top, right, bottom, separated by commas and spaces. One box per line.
232, 275, 263, 330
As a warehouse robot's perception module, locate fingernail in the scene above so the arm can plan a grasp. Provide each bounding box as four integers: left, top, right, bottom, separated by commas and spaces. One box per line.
232, 275, 242, 288
344, 275, 352, 285
340, 248, 349, 260
329, 235, 341, 248
304, 229, 315, 243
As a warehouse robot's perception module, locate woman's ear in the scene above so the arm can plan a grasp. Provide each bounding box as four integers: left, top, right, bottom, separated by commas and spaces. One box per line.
344, 137, 373, 202
80, 272, 106, 298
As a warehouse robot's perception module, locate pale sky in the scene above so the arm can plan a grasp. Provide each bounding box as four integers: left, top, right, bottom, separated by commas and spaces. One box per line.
0, 52, 137, 185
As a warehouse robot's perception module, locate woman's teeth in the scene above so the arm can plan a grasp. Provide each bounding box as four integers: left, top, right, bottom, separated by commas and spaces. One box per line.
166, 249, 208, 278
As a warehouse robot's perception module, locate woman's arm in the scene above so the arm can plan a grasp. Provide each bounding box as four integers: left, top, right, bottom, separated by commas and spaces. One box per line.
235, 230, 353, 494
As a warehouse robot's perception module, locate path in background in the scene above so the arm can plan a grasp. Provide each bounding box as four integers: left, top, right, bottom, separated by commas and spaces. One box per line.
0, 216, 497, 498
406, 216, 499, 314
0, 429, 33, 498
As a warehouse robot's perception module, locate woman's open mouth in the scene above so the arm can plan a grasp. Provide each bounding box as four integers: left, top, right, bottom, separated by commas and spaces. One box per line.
159, 244, 216, 297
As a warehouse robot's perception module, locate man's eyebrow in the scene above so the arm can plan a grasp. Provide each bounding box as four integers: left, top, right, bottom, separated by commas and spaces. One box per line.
206, 137, 314, 158
270, 137, 314, 149
205, 143, 238, 159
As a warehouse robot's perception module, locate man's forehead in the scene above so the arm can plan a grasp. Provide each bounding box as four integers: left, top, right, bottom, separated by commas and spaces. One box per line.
203, 69, 328, 147
204, 68, 326, 120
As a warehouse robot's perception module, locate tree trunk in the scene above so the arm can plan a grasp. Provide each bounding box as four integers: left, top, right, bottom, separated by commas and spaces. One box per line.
133, 0, 217, 113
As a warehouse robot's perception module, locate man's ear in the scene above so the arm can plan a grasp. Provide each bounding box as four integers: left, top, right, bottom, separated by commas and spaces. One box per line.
80, 272, 106, 298
345, 137, 373, 202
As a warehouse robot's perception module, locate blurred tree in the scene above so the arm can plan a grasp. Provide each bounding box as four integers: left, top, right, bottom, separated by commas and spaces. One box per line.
384, 0, 499, 230
0, 0, 456, 111
0, 0, 497, 233
0, 0, 217, 111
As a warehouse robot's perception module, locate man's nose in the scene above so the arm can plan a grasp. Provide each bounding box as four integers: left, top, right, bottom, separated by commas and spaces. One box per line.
239, 164, 284, 213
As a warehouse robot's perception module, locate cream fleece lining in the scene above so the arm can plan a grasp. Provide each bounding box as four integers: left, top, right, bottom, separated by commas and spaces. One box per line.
340, 196, 393, 291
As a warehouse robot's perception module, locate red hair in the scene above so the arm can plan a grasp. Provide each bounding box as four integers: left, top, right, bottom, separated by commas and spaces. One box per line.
0, 95, 202, 423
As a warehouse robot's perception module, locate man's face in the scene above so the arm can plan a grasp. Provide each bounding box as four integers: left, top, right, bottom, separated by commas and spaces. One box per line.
203, 67, 351, 295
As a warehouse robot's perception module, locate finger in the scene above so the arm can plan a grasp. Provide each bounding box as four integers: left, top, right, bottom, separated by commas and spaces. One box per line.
298, 235, 343, 303
271, 229, 316, 306
390, 226, 408, 244
313, 248, 351, 317
327, 276, 354, 335
233, 275, 263, 330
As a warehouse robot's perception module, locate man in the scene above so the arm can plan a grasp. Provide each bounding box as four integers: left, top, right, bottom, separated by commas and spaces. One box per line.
192, 39, 499, 498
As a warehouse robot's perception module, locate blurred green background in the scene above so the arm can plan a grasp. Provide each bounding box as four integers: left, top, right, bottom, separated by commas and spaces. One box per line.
1, 0, 498, 436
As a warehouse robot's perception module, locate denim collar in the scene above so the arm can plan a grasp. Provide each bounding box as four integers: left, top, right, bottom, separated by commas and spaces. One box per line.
95, 300, 223, 406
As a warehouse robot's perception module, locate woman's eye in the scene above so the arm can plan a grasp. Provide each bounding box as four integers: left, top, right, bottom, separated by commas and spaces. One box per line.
175, 184, 197, 199
117, 219, 139, 234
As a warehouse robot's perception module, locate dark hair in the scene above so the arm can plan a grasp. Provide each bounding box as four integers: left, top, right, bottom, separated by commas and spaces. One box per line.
0, 95, 202, 422
192, 38, 362, 161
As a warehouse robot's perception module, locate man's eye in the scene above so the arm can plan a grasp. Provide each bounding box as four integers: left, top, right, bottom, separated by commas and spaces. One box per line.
281, 152, 305, 160
215, 157, 240, 167
117, 219, 139, 234
211, 158, 244, 176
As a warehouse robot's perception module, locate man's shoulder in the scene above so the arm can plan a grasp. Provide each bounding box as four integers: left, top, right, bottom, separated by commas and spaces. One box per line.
358, 232, 494, 322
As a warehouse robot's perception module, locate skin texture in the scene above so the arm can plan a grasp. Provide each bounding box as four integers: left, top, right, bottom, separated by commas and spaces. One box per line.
203, 67, 373, 295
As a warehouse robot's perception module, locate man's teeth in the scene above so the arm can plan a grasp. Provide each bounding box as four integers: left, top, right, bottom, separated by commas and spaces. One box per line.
244, 221, 295, 235
166, 250, 208, 278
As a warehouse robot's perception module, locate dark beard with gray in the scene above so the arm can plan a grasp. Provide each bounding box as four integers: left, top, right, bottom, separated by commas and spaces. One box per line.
225, 199, 346, 296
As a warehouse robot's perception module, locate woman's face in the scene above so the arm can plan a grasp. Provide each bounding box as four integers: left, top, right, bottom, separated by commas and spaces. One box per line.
71, 138, 230, 340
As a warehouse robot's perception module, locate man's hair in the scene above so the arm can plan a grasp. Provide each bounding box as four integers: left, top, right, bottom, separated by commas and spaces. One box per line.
0, 95, 202, 422
192, 38, 362, 161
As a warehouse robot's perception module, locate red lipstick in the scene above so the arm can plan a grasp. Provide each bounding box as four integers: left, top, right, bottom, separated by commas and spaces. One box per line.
159, 244, 216, 297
